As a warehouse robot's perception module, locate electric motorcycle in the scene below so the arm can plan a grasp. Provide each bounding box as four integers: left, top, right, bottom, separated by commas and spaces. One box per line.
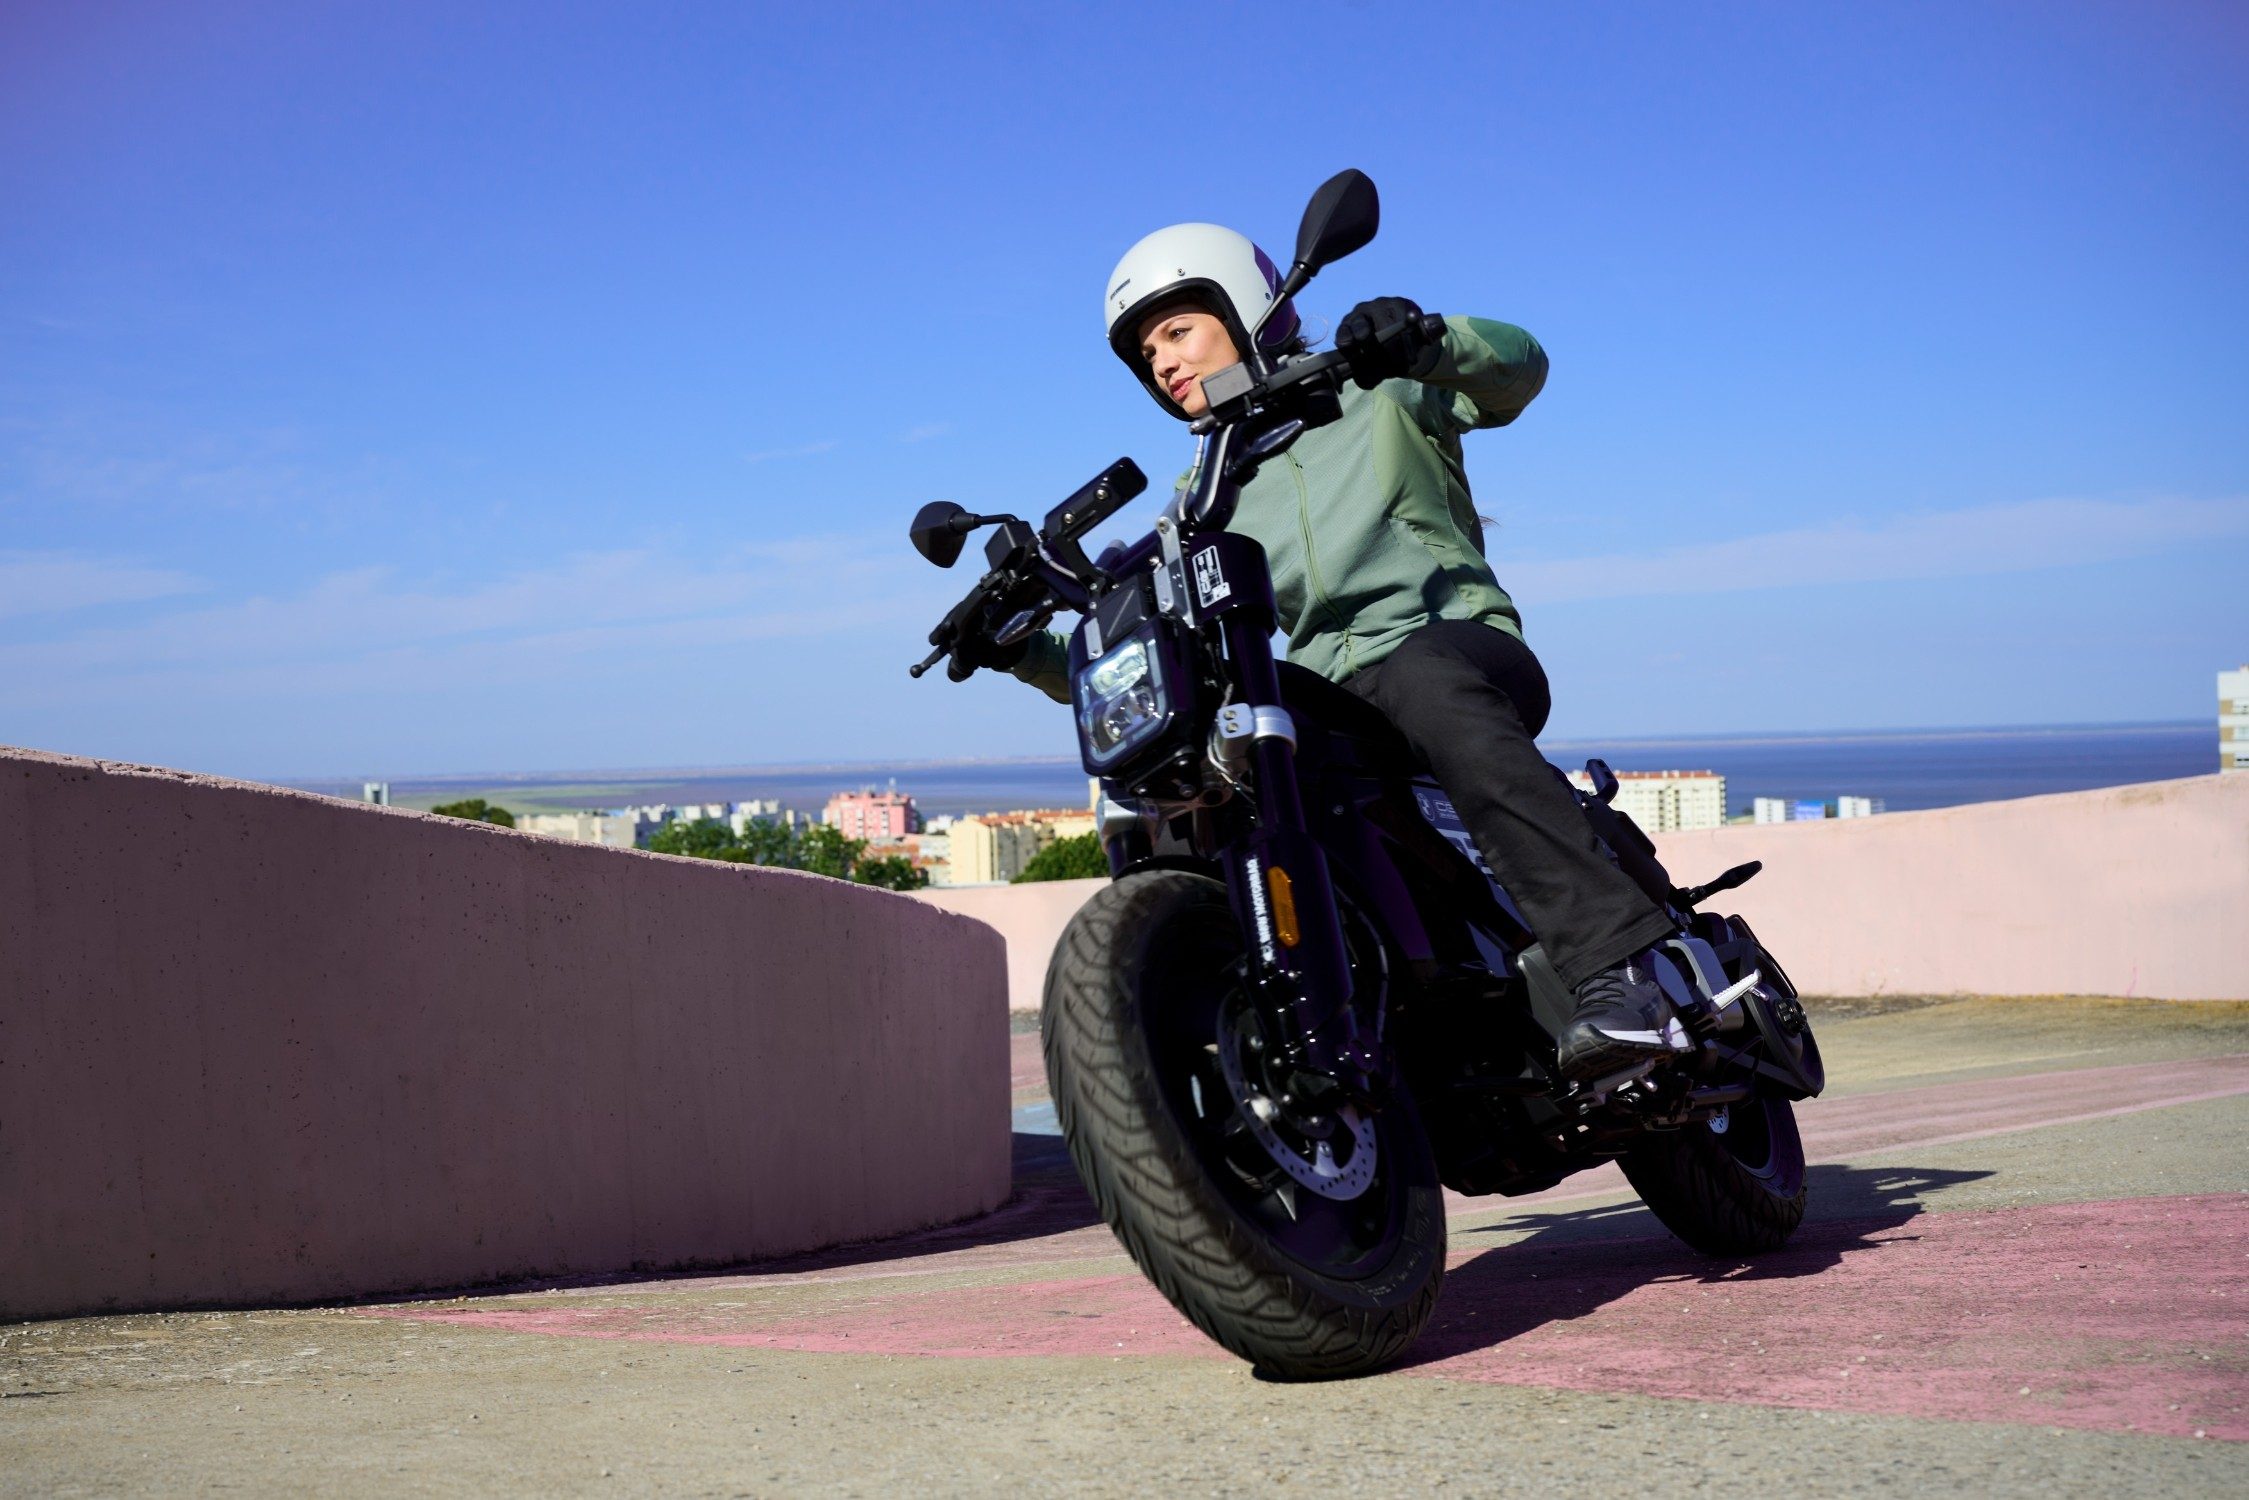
908, 170, 1824, 1379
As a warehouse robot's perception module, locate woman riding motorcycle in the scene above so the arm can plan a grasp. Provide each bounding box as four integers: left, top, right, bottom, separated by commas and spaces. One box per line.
977, 223, 1680, 1082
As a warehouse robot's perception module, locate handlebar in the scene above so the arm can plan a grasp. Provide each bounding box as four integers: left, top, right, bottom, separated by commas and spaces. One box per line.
910, 312, 1444, 679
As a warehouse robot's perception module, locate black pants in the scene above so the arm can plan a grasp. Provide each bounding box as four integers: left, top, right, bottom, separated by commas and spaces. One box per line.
1342, 620, 1675, 991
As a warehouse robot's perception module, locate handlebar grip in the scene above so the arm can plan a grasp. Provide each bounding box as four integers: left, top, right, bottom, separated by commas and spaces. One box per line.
1417, 313, 1446, 342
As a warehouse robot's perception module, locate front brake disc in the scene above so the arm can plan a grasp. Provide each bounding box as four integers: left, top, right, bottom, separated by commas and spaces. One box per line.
1213, 1001, 1379, 1202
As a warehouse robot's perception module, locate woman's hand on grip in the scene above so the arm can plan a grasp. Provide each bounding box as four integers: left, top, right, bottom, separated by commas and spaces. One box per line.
1336, 297, 1444, 388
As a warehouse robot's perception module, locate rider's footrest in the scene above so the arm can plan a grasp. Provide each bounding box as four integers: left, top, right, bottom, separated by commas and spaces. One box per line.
1412, 960, 1506, 1001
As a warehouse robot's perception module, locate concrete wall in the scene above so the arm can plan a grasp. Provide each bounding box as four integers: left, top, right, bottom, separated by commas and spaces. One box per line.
1653, 773, 2246, 1002
914, 879, 1109, 1019
918, 774, 2247, 1011
0, 748, 1010, 1323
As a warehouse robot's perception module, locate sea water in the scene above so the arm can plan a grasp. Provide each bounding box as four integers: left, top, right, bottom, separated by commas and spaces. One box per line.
382, 720, 2213, 820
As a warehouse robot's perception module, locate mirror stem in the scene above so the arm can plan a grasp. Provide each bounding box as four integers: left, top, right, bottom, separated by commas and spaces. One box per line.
1247, 261, 1314, 352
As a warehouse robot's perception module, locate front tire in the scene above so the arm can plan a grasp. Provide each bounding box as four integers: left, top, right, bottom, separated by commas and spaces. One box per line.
1619, 1094, 1807, 1255
1042, 870, 1445, 1379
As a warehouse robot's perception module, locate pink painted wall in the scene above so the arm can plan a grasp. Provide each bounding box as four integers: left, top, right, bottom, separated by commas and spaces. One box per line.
914, 879, 1109, 1019
1651, 773, 2246, 1002
918, 775, 2247, 1011
0, 748, 1010, 1322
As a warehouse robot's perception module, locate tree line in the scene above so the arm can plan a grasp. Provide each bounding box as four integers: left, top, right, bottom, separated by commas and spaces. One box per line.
644, 817, 928, 890
431, 798, 1107, 886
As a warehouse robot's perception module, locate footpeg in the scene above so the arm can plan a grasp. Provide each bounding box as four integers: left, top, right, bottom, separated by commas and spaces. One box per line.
1573, 1057, 1659, 1109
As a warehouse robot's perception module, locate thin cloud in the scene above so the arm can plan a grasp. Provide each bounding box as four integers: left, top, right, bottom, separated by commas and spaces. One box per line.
5, 419, 369, 517
742, 440, 840, 464
1502, 495, 2249, 606
0, 550, 204, 620
898, 423, 952, 443
0, 536, 946, 704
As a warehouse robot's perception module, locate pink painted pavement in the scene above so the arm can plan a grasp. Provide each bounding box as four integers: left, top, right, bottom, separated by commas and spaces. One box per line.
368, 1196, 2246, 1438
366, 1053, 2249, 1439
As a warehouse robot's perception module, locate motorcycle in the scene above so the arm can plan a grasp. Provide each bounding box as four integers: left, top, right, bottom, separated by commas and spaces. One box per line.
908, 169, 1824, 1379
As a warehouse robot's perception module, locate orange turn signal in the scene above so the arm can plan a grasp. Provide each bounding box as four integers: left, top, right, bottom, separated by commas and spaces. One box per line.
1265, 865, 1301, 948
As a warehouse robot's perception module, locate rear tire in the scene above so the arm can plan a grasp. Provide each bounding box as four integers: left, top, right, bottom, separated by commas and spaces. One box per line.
1619, 1094, 1807, 1255
1042, 870, 1445, 1379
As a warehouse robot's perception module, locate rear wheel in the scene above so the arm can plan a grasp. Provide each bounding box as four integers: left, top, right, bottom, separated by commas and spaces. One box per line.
1619, 1093, 1807, 1254
1042, 870, 1445, 1379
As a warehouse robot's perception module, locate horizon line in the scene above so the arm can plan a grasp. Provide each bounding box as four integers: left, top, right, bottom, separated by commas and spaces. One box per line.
273, 716, 2212, 789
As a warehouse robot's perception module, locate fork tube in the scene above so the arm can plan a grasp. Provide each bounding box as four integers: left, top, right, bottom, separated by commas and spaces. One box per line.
1214, 612, 1369, 1081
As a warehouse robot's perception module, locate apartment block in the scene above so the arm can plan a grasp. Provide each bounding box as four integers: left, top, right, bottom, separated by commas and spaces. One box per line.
950, 808, 1099, 884
514, 811, 651, 849
825, 789, 922, 841
1566, 769, 1727, 833
2222, 667, 2249, 774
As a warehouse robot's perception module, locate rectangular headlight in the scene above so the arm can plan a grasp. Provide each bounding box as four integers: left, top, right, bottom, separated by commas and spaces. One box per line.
1074, 632, 1170, 768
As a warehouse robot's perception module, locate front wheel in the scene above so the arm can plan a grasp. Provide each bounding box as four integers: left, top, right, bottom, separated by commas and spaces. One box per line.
1619, 1093, 1807, 1255
1042, 870, 1445, 1379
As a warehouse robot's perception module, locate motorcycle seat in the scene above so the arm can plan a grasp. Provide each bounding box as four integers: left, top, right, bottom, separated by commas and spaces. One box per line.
1276, 661, 1430, 777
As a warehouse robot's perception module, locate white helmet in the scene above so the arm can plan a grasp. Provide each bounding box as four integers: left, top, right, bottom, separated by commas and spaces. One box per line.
1103, 223, 1301, 415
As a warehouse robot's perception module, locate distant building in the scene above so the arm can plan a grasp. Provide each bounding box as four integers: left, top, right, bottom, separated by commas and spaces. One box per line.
361, 782, 390, 806
725, 799, 793, 835
950, 808, 1099, 884
661, 799, 796, 836
515, 798, 798, 850
1753, 794, 1883, 823
2222, 667, 2249, 774
1566, 769, 1726, 833
825, 788, 921, 841
515, 811, 649, 849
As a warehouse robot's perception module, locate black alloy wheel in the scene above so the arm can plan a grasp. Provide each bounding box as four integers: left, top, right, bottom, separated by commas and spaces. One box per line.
1042, 870, 1446, 1378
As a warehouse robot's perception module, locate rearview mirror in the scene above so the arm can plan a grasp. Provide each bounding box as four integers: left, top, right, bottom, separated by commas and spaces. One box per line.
909, 500, 974, 568
1292, 168, 1379, 277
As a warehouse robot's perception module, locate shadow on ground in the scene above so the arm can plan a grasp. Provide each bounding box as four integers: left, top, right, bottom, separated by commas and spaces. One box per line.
673, 1132, 1103, 1280
1397, 1161, 1994, 1369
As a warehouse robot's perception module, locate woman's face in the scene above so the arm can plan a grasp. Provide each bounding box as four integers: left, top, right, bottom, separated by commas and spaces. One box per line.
1135, 303, 1241, 417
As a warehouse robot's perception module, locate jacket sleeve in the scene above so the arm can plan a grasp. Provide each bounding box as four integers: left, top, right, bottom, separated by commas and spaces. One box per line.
1392, 316, 1549, 435
1007, 630, 1074, 704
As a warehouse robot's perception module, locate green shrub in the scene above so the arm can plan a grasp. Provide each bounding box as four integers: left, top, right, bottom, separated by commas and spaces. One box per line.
1013, 831, 1108, 883
430, 798, 515, 828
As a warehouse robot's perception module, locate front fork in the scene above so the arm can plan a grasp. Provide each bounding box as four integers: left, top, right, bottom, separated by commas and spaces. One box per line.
1180, 532, 1375, 1094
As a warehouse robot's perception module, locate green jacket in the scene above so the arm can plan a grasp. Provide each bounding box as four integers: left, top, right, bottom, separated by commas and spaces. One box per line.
1013, 316, 1546, 702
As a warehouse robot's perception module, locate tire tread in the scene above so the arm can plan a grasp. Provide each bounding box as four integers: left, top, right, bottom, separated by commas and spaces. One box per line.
1041, 871, 1442, 1379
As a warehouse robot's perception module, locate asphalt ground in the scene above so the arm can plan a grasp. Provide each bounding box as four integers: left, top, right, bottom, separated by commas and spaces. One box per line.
6, 995, 2245, 1497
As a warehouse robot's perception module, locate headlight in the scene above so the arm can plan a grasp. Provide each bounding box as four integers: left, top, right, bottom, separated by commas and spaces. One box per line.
1074, 633, 1170, 767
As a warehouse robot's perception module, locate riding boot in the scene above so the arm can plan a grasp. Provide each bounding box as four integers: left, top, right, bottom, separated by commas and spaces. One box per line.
1556, 951, 1685, 1081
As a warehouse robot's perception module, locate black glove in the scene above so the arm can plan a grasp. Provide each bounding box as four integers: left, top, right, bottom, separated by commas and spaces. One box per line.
1335, 296, 1444, 389
945, 632, 1030, 682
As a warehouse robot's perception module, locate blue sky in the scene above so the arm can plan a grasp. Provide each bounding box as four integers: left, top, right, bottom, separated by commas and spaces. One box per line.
3, 1, 2244, 779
